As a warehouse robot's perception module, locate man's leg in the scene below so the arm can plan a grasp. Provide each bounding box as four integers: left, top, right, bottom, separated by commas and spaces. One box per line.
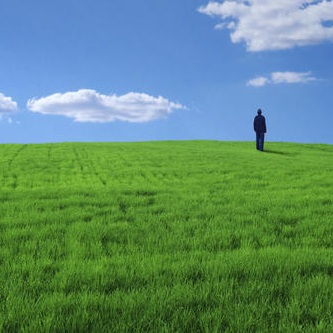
259, 133, 265, 151
256, 132, 260, 150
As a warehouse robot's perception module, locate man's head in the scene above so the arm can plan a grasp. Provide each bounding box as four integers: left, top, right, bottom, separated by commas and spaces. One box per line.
257, 109, 262, 115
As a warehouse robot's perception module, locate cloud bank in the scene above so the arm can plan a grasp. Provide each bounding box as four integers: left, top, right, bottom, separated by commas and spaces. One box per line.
27, 89, 185, 123
198, 0, 333, 51
247, 71, 318, 87
0, 93, 18, 113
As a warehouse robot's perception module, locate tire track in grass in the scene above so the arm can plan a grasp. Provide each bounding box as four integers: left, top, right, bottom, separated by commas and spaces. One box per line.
0, 145, 28, 189
7, 144, 28, 169
72, 145, 108, 187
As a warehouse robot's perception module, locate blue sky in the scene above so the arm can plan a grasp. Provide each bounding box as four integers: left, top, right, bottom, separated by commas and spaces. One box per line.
0, 0, 332, 144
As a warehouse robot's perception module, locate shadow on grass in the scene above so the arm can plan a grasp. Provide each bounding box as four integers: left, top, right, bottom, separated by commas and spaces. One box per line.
264, 149, 291, 156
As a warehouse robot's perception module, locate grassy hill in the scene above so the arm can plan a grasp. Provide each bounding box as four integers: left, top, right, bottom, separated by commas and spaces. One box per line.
0, 141, 332, 332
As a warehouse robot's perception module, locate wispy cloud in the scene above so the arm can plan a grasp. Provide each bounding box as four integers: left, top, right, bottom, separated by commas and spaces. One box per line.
27, 89, 185, 123
247, 77, 270, 87
198, 1, 333, 51
247, 71, 319, 87
270, 72, 318, 84
0, 92, 18, 113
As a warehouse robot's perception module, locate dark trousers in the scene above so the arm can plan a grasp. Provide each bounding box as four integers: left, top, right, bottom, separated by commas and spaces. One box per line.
256, 132, 265, 151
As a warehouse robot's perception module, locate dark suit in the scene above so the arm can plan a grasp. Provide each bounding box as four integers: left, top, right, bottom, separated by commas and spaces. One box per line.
254, 115, 267, 151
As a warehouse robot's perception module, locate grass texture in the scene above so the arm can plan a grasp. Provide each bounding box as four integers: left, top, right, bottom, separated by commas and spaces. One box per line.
0, 141, 332, 332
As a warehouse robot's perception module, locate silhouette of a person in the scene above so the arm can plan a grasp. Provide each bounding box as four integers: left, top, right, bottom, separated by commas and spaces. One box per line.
253, 109, 267, 151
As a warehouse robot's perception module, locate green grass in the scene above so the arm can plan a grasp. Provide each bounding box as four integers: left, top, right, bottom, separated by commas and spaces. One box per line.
0, 141, 332, 332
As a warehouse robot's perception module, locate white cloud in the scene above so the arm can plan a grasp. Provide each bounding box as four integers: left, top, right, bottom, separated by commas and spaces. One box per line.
0, 93, 18, 113
247, 76, 270, 87
247, 71, 318, 86
198, 0, 333, 51
271, 71, 318, 84
27, 89, 185, 123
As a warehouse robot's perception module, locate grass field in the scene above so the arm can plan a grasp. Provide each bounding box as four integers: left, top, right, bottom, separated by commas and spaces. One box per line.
0, 141, 332, 332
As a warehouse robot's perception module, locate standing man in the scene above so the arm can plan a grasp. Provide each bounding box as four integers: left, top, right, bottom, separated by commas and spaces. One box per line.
254, 109, 267, 151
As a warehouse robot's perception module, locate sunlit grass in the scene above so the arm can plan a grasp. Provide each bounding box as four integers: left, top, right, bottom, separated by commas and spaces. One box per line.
0, 141, 332, 332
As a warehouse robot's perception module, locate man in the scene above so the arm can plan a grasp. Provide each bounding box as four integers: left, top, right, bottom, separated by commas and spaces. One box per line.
253, 109, 267, 151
